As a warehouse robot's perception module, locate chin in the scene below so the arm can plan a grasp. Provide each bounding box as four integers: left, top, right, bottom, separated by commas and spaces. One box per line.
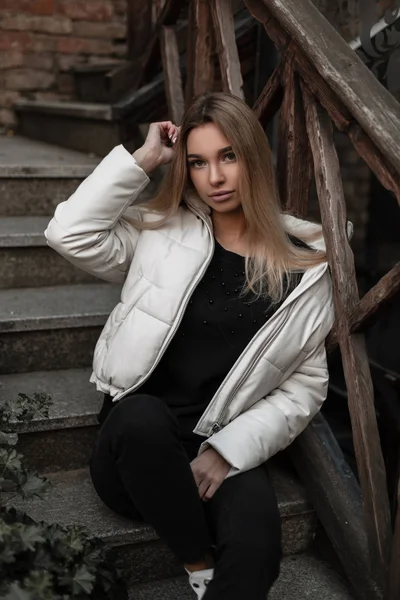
204, 199, 242, 213
211, 202, 242, 214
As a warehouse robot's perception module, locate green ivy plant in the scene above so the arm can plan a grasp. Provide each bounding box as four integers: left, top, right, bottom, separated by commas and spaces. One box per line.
0, 393, 127, 600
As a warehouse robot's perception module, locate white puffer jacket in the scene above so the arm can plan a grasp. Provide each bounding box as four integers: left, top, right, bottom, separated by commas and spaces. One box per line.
45, 145, 337, 477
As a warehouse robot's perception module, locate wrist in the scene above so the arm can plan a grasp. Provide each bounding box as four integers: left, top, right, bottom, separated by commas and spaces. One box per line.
132, 146, 160, 174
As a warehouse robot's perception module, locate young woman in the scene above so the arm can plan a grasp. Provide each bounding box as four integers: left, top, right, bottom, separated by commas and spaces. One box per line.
45, 92, 334, 600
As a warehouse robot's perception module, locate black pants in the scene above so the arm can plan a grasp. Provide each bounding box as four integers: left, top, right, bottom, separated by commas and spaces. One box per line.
90, 394, 282, 600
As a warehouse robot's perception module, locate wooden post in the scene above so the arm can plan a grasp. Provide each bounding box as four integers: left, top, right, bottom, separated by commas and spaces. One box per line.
277, 56, 312, 217
301, 83, 392, 592
289, 413, 382, 600
211, 0, 244, 98
386, 480, 400, 600
160, 26, 185, 123
186, 0, 215, 106
126, 0, 153, 60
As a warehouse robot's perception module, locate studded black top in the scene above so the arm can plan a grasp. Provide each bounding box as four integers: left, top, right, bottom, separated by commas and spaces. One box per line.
98, 237, 306, 445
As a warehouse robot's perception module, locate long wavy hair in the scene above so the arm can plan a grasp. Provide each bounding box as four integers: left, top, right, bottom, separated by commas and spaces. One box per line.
130, 92, 326, 303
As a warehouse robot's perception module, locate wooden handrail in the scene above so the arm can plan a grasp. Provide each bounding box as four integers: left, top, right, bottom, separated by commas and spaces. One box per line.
245, 0, 400, 175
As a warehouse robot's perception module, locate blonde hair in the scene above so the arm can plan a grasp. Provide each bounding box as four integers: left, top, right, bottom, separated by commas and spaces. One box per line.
131, 92, 326, 303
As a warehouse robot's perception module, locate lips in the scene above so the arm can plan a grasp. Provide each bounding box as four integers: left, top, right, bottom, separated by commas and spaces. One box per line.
209, 191, 234, 201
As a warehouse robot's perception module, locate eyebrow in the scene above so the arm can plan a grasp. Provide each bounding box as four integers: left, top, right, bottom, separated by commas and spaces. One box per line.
187, 146, 233, 159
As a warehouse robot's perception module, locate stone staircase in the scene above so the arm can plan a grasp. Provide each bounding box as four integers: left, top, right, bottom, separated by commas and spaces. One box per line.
0, 134, 355, 599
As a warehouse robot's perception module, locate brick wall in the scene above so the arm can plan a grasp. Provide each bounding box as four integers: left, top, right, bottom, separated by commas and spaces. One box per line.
0, 0, 127, 129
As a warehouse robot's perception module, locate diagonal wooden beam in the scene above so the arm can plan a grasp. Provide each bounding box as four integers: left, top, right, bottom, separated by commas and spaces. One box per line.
277, 55, 312, 217
186, 0, 215, 106
244, 0, 400, 204
301, 82, 392, 592
327, 262, 400, 352
160, 26, 185, 124
211, 0, 244, 99
349, 263, 400, 334
252, 61, 284, 127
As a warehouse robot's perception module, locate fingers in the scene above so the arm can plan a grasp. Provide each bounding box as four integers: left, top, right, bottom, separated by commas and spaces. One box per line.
202, 481, 219, 502
153, 121, 180, 145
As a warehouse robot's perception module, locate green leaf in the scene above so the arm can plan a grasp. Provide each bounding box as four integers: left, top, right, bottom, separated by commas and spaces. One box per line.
23, 570, 54, 599
60, 565, 95, 595
0, 448, 22, 473
2, 582, 33, 600
16, 524, 45, 552
19, 472, 51, 500
0, 431, 18, 446
0, 393, 53, 431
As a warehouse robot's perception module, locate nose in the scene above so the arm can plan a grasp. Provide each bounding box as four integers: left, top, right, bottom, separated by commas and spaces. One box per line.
208, 162, 225, 187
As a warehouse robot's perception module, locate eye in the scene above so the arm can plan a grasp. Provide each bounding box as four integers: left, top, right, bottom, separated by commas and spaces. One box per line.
223, 151, 236, 162
188, 159, 206, 168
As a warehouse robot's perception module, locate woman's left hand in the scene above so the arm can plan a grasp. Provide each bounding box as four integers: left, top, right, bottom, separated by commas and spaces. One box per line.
190, 448, 231, 501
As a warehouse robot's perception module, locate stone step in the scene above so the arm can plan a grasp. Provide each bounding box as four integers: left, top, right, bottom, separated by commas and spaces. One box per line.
6, 466, 317, 587
0, 216, 96, 288
0, 367, 101, 472
0, 283, 120, 373
0, 134, 99, 216
15, 100, 140, 156
129, 553, 354, 600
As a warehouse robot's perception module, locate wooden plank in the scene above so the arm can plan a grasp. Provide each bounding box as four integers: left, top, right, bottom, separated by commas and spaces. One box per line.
126, 0, 153, 60
289, 413, 381, 600
327, 263, 400, 352
252, 61, 284, 127
137, 0, 184, 87
277, 56, 312, 217
387, 480, 400, 600
160, 26, 185, 123
186, 0, 215, 105
211, 0, 244, 99
301, 83, 392, 592
244, 0, 400, 176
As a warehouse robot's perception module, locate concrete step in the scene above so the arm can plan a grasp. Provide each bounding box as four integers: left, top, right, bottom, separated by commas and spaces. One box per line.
0, 134, 99, 216
0, 367, 101, 472
0, 283, 120, 373
15, 100, 139, 156
0, 216, 96, 287
128, 553, 354, 599
5, 466, 317, 587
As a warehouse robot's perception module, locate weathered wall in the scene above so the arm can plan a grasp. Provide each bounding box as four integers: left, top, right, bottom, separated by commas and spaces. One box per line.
0, 0, 127, 128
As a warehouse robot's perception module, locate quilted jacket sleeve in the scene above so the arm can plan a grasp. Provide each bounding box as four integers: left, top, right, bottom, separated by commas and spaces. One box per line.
44, 145, 150, 284
199, 339, 329, 477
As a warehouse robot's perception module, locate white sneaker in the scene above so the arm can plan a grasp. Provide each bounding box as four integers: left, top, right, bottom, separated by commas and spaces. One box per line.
186, 567, 214, 599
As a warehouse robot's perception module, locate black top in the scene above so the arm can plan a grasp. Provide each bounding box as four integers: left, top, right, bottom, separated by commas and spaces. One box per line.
98, 237, 307, 440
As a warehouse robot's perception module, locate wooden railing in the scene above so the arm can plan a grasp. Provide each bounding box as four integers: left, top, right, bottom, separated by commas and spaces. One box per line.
124, 1, 400, 599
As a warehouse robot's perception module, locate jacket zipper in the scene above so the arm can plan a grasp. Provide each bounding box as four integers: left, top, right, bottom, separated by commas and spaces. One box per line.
207, 303, 294, 435
114, 211, 214, 402
200, 262, 329, 435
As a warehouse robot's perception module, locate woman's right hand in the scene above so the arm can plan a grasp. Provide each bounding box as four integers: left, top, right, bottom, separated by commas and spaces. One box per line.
133, 121, 180, 174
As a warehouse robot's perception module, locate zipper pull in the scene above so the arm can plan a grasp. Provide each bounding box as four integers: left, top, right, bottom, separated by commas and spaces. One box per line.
211, 423, 222, 434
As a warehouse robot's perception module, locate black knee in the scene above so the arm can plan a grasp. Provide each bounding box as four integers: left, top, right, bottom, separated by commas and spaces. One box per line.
101, 394, 176, 446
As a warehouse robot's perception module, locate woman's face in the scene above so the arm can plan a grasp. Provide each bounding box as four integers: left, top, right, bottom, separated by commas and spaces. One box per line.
186, 122, 242, 214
